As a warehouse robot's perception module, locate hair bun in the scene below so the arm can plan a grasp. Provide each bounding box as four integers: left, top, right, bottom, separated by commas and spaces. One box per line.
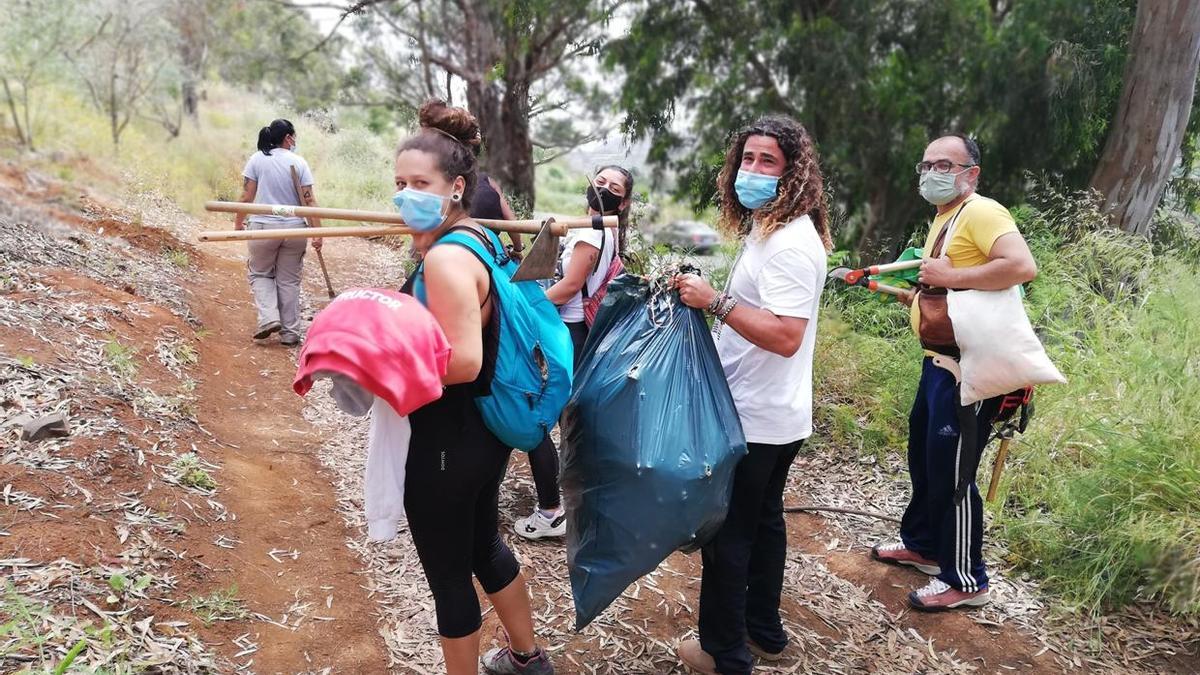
418, 99, 481, 148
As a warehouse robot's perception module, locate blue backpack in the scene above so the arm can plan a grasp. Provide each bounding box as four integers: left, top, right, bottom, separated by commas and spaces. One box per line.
412, 226, 573, 451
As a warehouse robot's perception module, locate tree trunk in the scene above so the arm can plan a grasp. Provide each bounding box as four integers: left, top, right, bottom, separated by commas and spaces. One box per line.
1089, 0, 1200, 236
467, 79, 536, 217
182, 79, 199, 120
856, 182, 891, 258
1, 77, 29, 148
110, 78, 120, 149
498, 80, 535, 216
175, 0, 207, 122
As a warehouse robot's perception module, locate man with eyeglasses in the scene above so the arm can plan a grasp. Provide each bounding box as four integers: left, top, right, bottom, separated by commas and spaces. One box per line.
870, 133, 1037, 611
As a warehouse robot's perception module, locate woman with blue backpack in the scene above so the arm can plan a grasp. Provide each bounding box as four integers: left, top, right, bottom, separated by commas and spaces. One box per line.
396, 100, 561, 675
512, 166, 634, 541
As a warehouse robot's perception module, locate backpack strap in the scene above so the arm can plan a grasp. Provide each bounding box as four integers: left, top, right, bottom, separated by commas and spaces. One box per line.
409, 224, 505, 304
437, 225, 507, 271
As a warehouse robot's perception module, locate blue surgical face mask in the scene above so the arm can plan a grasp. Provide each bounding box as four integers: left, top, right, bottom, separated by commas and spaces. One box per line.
393, 188, 449, 232
734, 169, 780, 210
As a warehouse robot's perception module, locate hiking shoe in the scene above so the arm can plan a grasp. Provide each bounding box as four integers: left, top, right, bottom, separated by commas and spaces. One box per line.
871, 541, 941, 576
481, 646, 555, 674
908, 578, 990, 612
253, 321, 281, 340
279, 333, 302, 347
748, 638, 785, 662
676, 639, 718, 675
514, 509, 566, 540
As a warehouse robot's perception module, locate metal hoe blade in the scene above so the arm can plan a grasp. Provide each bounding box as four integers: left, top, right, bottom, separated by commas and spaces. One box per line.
511, 217, 560, 281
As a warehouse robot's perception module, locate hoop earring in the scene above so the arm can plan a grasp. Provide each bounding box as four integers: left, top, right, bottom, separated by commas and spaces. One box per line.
451, 193, 462, 202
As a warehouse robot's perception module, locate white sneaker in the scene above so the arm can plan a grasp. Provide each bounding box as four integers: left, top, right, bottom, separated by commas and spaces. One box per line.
513, 509, 566, 540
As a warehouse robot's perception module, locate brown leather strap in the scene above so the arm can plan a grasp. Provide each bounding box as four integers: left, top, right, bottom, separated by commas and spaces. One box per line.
920, 199, 975, 291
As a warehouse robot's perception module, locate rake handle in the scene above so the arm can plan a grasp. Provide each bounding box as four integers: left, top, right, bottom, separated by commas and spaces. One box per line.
986, 437, 1013, 503
203, 201, 616, 240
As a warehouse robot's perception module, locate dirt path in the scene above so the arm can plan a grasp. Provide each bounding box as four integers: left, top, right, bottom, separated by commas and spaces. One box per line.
183, 245, 389, 671
0, 162, 389, 673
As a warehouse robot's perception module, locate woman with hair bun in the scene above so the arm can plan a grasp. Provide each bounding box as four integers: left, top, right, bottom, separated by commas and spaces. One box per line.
396, 100, 555, 675
235, 118, 322, 346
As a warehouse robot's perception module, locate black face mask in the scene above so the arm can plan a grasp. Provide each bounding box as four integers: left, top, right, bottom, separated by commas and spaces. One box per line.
586, 185, 623, 214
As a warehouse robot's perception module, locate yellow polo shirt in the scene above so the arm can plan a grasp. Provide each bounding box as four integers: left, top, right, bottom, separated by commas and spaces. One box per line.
910, 196, 1020, 337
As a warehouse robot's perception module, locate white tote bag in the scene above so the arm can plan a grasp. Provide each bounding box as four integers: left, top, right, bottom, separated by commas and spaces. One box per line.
947, 286, 1066, 405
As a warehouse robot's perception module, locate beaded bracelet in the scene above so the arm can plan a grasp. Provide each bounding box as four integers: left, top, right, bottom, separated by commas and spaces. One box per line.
717, 297, 739, 321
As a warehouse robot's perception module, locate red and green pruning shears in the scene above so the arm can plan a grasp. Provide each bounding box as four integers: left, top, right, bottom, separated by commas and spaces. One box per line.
828, 258, 924, 299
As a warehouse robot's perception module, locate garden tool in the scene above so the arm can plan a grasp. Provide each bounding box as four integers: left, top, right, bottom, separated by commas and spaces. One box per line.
828, 265, 911, 298
289, 166, 337, 299
985, 387, 1034, 503
510, 216, 560, 282
834, 257, 924, 287
201, 202, 618, 280
933, 355, 1035, 507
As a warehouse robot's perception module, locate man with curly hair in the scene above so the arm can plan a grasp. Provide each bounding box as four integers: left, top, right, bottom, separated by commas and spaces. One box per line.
672, 115, 831, 675
870, 133, 1037, 612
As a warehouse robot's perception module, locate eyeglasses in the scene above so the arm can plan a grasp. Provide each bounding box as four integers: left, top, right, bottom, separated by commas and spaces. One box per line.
915, 160, 975, 175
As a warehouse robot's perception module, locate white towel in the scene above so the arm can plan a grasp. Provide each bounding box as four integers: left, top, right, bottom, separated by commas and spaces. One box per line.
314, 372, 411, 542
364, 397, 411, 541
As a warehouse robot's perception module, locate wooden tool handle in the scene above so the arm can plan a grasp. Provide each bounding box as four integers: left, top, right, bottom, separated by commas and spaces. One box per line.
204, 225, 437, 242
204, 201, 615, 237
986, 438, 1013, 503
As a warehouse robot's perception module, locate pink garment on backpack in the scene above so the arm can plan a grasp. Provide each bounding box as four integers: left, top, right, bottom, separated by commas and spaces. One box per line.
293, 288, 451, 416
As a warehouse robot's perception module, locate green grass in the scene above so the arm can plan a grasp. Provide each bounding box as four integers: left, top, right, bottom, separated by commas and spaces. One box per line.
169, 453, 217, 492
163, 248, 191, 269
102, 337, 138, 378
7, 83, 396, 216
171, 341, 199, 367
185, 585, 248, 626
0, 584, 116, 672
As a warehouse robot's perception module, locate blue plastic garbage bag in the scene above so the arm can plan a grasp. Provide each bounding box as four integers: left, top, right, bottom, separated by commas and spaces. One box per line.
561, 274, 747, 630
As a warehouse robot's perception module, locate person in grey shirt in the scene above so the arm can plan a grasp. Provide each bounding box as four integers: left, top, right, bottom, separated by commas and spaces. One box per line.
234, 118, 321, 346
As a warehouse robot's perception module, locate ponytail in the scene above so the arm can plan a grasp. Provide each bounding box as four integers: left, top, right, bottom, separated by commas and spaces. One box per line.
256, 127, 273, 154
256, 118, 295, 156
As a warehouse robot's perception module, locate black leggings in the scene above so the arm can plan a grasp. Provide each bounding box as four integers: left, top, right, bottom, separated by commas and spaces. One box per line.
406, 387, 519, 638
528, 320, 588, 510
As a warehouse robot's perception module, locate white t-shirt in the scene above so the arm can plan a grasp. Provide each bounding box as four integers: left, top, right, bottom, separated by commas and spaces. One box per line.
714, 215, 826, 444
242, 148, 314, 227
558, 228, 617, 323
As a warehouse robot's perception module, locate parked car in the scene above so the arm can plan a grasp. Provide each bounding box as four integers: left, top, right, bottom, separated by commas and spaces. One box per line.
655, 220, 721, 255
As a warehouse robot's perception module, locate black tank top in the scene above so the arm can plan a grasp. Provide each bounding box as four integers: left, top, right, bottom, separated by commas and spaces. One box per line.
470, 172, 505, 221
